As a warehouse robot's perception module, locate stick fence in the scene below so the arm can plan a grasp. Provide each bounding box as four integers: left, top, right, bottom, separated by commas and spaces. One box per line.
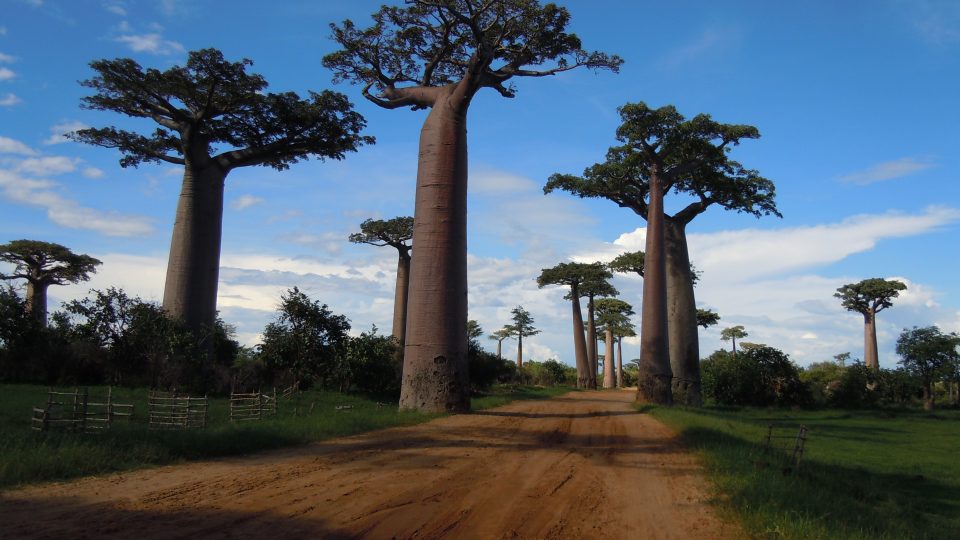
148, 390, 208, 430
31, 387, 134, 433
230, 388, 277, 422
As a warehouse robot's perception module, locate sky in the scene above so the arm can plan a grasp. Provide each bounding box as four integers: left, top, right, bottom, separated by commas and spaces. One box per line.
1, 0, 958, 370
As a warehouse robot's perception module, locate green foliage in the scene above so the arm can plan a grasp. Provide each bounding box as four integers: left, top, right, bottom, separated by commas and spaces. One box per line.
647, 405, 960, 539
696, 308, 720, 328
827, 362, 879, 408
72, 48, 372, 170
834, 278, 907, 316
720, 325, 748, 343
467, 319, 484, 341
468, 340, 516, 391
607, 250, 645, 276
348, 217, 413, 251
507, 305, 540, 340
342, 327, 400, 397
896, 325, 960, 408
259, 287, 351, 389
0, 239, 102, 287
701, 346, 809, 407
518, 359, 576, 386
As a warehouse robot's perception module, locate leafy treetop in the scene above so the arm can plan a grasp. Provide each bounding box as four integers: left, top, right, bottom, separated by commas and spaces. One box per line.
467, 319, 483, 340
834, 278, 907, 316
536, 261, 600, 289
489, 326, 513, 342
896, 326, 960, 382
70, 48, 373, 171
0, 240, 101, 286
323, 0, 623, 110
594, 298, 634, 329
508, 305, 540, 338
720, 325, 747, 342
545, 102, 780, 225
349, 217, 414, 253
696, 308, 720, 329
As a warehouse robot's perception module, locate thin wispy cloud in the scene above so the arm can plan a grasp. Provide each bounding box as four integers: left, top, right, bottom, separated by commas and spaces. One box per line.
904, 0, 960, 44
16, 156, 78, 176
44, 121, 89, 145
0, 52, 15, 63
115, 32, 184, 55
230, 194, 264, 210
0, 93, 20, 106
83, 167, 105, 179
657, 27, 738, 69
102, 0, 126, 16
0, 67, 15, 81
0, 136, 37, 156
839, 157, 935, 185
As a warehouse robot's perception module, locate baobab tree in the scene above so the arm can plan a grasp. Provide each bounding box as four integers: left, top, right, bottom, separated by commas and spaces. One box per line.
696, 308, 720, 329
721, 325, 748, 358
580, 266, 618, 389
612, 321, 637, 388
508, 306, 540, 368
546, 103, 778, 404
595, 298, 634, 389
489, 327, 513, 360
325, 1, 621, 412
835, 278, 907, 371
349, 217, 414, 349
71, 48, 371, 335
536, 261, 603, 388
0, 240, 101, 326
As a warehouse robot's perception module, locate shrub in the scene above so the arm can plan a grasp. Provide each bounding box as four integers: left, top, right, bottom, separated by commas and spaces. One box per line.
701, 346, 809, 407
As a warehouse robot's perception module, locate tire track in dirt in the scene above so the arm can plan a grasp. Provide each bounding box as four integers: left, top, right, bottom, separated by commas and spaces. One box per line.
0, 390, 741, 539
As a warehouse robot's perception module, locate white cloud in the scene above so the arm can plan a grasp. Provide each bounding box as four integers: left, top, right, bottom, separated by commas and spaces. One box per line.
83, 167, 105, 179
469, 167, 537, 195
0, 27, 7, 36
27, 0, 44, 6
43, 121, 89, 145
115, 33, 184, 55
0, 93, 20, 106
0, 67, 15, 81
657, 27, 740, 69
0, 52, 15, 63
839, 157, 935, 185
0, 136, 36, 155
16, 156, 78, 176
230, 194, 264, 210
102, 1, 127, 16
0, 169, 154, 236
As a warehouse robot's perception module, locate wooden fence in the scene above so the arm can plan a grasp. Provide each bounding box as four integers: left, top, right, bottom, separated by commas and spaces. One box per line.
762, 424, 809, 473
148, 390, 208, 430
230, 389, 277, 422
31, 387, 133, 433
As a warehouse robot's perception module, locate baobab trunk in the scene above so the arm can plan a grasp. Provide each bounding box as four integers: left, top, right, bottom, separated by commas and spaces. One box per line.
665, 219, 702, 406
616, 337, 624, 388
864, 309, 879, 371
570, 284, 590, 388
517, 332, 523, 368
162, 165, 226, 334
587, 296, 598, 389
399, 91, 470, 412
392, 251, 411, 348
922, 383, 934, 411
25, 280, 48, 326
603, 329, 615, 388
637, 168, 673, 404
496, 340, 502, 360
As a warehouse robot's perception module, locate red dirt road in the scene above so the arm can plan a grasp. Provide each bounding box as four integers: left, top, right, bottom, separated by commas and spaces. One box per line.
0, 390, 740, 539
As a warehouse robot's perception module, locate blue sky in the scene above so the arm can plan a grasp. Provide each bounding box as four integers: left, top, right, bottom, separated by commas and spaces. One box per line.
1, 0, 958, 369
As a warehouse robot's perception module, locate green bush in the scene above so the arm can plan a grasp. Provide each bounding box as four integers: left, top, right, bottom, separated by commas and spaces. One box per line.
702, 346, 809, 407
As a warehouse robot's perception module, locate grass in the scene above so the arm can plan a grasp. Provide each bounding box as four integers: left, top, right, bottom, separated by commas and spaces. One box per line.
0, 383, 573, 489
644, 405, 960, 540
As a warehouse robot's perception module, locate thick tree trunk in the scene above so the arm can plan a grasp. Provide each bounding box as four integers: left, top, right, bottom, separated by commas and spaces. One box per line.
587, 296, 598, 389
570, 284, 589, 389
162, 165, 226, 335
392, 251, 411, 349
864, 310, 879, 371
517, 332, 523, 368
637, 170, 673, 404
922, 383, 934, 411
25, 280, 48, 326
617, 338, 624, 388
399, 93, 470, 412
603, 329, 615, 388
496, 340, 502, 360
665, 219, 701, 406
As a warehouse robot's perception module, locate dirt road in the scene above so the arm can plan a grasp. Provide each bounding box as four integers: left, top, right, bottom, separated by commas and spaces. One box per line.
0, 390, 740, 539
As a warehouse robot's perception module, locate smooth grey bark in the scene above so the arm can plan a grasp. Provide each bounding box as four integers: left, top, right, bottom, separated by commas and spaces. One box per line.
587, 296, 598, 389
570, 283, 590, 388
665, 218, 702, 406
603, 329, 615, 388
616, 337, 624, 388
399, 87, 471, 412
864, 309, 879, 371
637, 166, 673, 404
162, 164, 226, 333
25, 280, 48, 326
392, 250, 411, 346
517, 331, 524, 367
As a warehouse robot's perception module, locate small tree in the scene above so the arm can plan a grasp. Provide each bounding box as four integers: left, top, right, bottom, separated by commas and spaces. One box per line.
0, 240, 101, 326
72, 49, 371, 335
896, 326, 960, 411
595, 298, 634, 389
488, 327, 513, 361
696, 309, 720, 329
835, 278, 907, 371
508, 306, 540, 368
325, 1, 621, 413
349, 217, 414, 350
834, 351, 852, 367
720, 325, 748, 358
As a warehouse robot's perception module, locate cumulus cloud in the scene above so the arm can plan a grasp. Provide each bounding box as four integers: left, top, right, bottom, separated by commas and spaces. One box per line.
83, 167, 105, 179
230, 194, 264, 210
43, 121, 89, 145
0, 136, 37, 156
0, 52, 15, 63
0, 67, 15, 81
0, 93, 21, 106
102, 1, 126, 16
115, 33, 184, 55
16, 156, 78, 176
839, 157, 935, 185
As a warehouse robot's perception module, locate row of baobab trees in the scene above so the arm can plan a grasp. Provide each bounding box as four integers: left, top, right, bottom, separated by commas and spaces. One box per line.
28, 0, 904, 412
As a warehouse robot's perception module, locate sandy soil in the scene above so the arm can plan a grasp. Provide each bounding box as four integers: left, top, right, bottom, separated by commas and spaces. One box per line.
0, 389, 741, 539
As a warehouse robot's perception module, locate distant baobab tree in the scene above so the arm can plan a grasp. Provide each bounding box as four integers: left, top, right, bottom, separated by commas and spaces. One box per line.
508, 306, 540, 368
72, 48, 371, 336
696, 309, 720, 329
595, 298, 634, 389
720, 325, 748, 358
835, 278, 906, 371
325, 0, 621, 412
489, 327, 513, 361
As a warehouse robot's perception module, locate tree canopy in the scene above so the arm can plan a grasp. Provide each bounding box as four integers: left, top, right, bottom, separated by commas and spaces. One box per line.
349, 217, 414, 251
835, 278, 907, 316
0, 240, 101, 287
721, 325, 748, 342
324, 0, 623, 111
696, 308, 721, 329
508, 305, 540, 339
71, 48, 373, 171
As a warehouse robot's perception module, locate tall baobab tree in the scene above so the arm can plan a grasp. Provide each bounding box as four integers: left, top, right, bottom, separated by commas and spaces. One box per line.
325, 1, 621, 412
0, 240, 101, 326
579, 267, 618, 389
537, 261, 604, 388
720, 325, 748, 358
508, 306, 540, 368
349, 217, 414, 350
612, 321, 637, 388
489, 327, 513, 360
835, 278, 907, 371
72, 49, 371, 335
546, 103, 779, 404
595, 298, 634, 389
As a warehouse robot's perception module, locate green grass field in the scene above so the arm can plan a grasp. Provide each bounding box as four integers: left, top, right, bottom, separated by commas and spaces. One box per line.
0, 383, 573, 489
646, 405, 960, 540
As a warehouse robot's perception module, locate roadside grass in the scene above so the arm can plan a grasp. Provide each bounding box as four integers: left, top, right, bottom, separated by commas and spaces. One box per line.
0, 383, 572, 489
471, 384, 576, 410
644, 405, 960, 540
